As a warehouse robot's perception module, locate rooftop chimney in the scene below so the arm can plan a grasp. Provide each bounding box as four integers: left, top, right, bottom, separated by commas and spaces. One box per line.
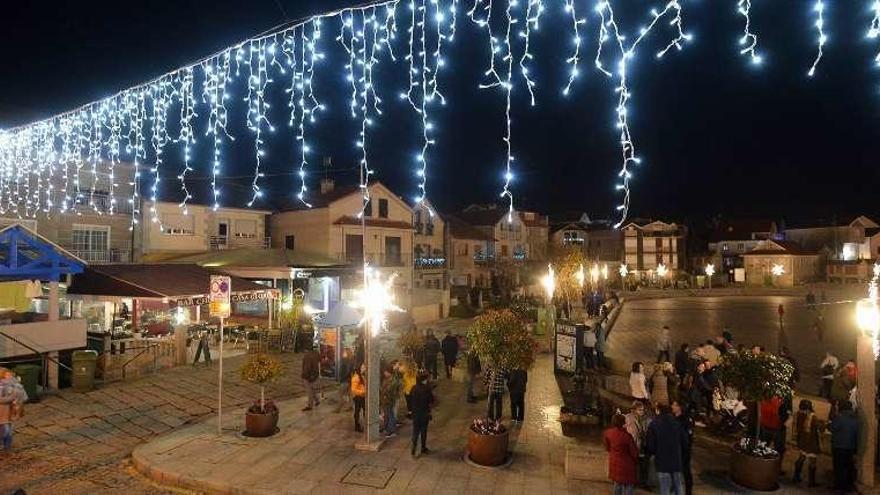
320, 178, 335, 194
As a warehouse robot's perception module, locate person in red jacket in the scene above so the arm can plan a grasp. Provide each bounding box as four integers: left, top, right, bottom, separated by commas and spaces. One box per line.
604, 413, 639, 494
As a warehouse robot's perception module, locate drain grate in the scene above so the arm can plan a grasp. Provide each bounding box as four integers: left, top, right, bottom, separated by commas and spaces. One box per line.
340, 464, 396, 489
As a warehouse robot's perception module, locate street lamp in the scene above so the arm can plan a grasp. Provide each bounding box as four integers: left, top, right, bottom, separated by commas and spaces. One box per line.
352, 265, 402, 449
705, 263, 715, 289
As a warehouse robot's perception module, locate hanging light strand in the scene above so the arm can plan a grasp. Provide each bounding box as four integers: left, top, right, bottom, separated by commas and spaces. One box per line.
868, 1, 880, 66
737, 0, 761, 64
808, 0, 827, 77
562, 0, 585, 96
177, 67, 197, 212
518, 0, 544, 105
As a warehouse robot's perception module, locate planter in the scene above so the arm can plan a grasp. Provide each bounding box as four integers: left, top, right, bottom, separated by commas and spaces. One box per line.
729, 445, 780, 491
467, 428, 510, 466
245, 409, 279, 437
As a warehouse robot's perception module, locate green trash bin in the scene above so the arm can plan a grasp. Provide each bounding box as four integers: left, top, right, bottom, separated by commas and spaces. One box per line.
72, 350, 98, 392
12, 364, 40, 400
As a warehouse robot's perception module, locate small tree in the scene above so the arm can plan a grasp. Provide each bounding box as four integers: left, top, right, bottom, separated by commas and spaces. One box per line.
552, 247, 588, 314
240, 354, 284, 413
468, 309, 538, 370
717, 351, 794, 446
397, 327, 424, 364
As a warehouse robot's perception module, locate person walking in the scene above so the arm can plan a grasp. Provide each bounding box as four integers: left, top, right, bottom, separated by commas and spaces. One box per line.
350, 365, 366, 432
507, 368, 527, 423
409, 372, 434, 457
657, 326, 672, 363
624, 401, 651, 488
674, 344, 690, 382
646, 403, 688, 495
604, 413, 639, 495
595, 323, 608, 370
792, 399, 823, 486
671, 400, 694, 495
423, 331, 441, 380
466, 349, 482, 403
819, 351, 839, 400
485, 366, 508, 420
335, 349, 353, 413
582, 325, 596, 370
380, 367, 399, 437
651, 362, 673, 406
0, 368, 22, 452
629, 362, 650, 406
402, 361, 417, 419
831, 360, 857, 409
301, 343, 321, 411
829, 400, 858, 493
441, 331, 459, 379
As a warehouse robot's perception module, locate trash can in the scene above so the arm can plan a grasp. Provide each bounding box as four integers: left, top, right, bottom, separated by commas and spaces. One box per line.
71, 350, 98, 391
12, 364, 40, 400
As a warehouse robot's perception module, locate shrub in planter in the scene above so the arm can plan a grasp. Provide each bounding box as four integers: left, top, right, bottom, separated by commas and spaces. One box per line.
240, 354, 284, 437
717, 351, 794, 491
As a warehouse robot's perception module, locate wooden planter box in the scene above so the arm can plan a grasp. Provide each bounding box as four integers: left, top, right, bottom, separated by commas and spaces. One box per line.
559, 411, 601, 425
467, 429, 510, 466
730, 445, 780, 491
245, 409, 279, 437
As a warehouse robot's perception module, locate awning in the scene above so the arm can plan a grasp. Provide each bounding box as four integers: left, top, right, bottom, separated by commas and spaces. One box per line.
67, 264, 278, 306
161, 248, 350, 269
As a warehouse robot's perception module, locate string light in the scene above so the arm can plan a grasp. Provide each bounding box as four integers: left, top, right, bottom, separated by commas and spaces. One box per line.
177, 67, 197, 213
470, 0, 503, 88
562, 0, 585, 96
518, 0, 543, 105
868, 1, 880, 66
245, 39, 274, 207
736, 0, 762, 65
595, 0, 690, 228
808, 0, 827, 77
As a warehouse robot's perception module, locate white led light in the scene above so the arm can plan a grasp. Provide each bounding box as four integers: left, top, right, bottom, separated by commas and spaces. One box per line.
808, 0, 826, 77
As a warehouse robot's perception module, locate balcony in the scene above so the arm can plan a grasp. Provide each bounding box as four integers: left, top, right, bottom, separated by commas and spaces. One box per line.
209, 235, 271, 250
337, 252, 411, 267
58, 239, 132, 264
473, 251, 495, 264
415, 256, 447, 269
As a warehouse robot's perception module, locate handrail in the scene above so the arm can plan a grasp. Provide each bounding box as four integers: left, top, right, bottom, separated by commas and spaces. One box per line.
121, 343, 159, 380
0, 331, 73, 372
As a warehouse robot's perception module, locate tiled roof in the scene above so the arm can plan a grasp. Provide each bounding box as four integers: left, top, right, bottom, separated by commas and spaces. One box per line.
709, 219, 775, 242
455, 208, 509, 227
745, 240, 817, 256
446, 215, 494, 241
276, 184, 362, 211
332, 216, 413, 230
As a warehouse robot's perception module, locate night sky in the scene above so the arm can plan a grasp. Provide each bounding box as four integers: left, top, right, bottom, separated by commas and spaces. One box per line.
2, 0, 880, 224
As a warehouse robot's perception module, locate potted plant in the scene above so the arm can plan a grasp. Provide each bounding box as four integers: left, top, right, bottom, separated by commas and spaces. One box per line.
717, 351, 794, 491
240, 354, 284, 437
466, 309, 538, 466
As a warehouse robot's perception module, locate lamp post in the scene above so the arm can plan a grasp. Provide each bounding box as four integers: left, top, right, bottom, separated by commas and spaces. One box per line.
353, 265, 402, 450
705, 263, 715, 289
855, 284, 879, 488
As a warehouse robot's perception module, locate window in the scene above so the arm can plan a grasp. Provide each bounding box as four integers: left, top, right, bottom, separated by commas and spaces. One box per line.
72, 224, 109, 257
501, 245, 509, 257
285, 235, 295, 250
385, 236, 402, 265
379, 199, 389, 218
364, 201, 372, 217
161, 213, 194, 235
457, 243, 468, 256
235, 219, 257, 238
345, 234, 364, 263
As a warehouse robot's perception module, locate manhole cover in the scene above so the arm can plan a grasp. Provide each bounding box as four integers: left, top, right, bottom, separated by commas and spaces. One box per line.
341, 464, 396, 489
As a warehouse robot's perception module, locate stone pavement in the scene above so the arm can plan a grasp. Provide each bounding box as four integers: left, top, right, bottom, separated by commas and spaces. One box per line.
1, 351, 305, 494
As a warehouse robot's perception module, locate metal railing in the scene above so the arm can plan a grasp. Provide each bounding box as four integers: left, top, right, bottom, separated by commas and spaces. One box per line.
209, 235, 271, 250
337, 252, 411, 267
57, 239, 132, 264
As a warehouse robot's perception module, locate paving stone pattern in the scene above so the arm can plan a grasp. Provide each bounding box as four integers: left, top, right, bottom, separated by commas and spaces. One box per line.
1, 352, 305, 494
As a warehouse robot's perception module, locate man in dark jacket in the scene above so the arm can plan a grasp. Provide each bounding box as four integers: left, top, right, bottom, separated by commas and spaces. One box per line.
441, 331, 459, 379
829, 401, 859, 492
466, 350, 481, 403
671, 400, 694, 495
409, 372, 434, 457
507, 368, 528, 423
674, 344, 690, 382
301, 342, 320, 411
646, 403, 688, 495
423, 331, 441, 380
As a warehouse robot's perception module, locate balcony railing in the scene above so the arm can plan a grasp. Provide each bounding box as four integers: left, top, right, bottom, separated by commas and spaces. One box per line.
209, 235, 271, 250
414, 256, 446, 269
58, 239, 132, 264
336, 252, 411, 267
473, 252, 495, 264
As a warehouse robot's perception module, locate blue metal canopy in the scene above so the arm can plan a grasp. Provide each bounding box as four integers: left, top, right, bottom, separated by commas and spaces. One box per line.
0, 224, 85, 282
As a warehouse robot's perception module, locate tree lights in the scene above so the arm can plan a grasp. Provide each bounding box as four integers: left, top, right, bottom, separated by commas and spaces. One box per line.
0, 0, 877, 228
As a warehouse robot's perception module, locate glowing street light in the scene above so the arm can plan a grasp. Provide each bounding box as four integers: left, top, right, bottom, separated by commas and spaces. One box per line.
590, 263, 600, 286
854, 263, 880, 487
575, 263, 585, 288
771, 263, 785, 277
541, 263, 556, 303
601, 263, 609, 281
705, 263, 715, 289
619, 263, 628, 279
353, 265, 402, 336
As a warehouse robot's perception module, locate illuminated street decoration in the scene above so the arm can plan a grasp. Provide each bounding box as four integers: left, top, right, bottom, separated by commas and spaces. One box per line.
656, 263, 668, 278
0, 0, 874, 228
575, 263, 585, 288
541, 263, 555, 302
353, 265, 403, 335
771, 263, 785, 277
705, 263, 715, 277
618, 263, 628, 278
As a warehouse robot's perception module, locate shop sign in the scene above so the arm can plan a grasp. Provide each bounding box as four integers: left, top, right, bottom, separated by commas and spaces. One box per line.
210, 275, 231, 318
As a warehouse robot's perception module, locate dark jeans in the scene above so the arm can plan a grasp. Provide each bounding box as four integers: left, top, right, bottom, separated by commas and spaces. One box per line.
596, 351, 606, 369
832, 448, 856, 491
583, 347, 595, 370
509, 392, 525, 421
657, 350, 670, 363
820, 378, 833, 399
426, 354, 439, 379
682, 451, 693, 495
411, 418, 428, 452
488, 393, 503, 420
444, 356, 456, 378
353, 396, 365, 429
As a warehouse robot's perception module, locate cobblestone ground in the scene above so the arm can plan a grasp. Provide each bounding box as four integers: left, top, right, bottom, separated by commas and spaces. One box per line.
1, 352, 305, 494
607, 292, 864, 393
